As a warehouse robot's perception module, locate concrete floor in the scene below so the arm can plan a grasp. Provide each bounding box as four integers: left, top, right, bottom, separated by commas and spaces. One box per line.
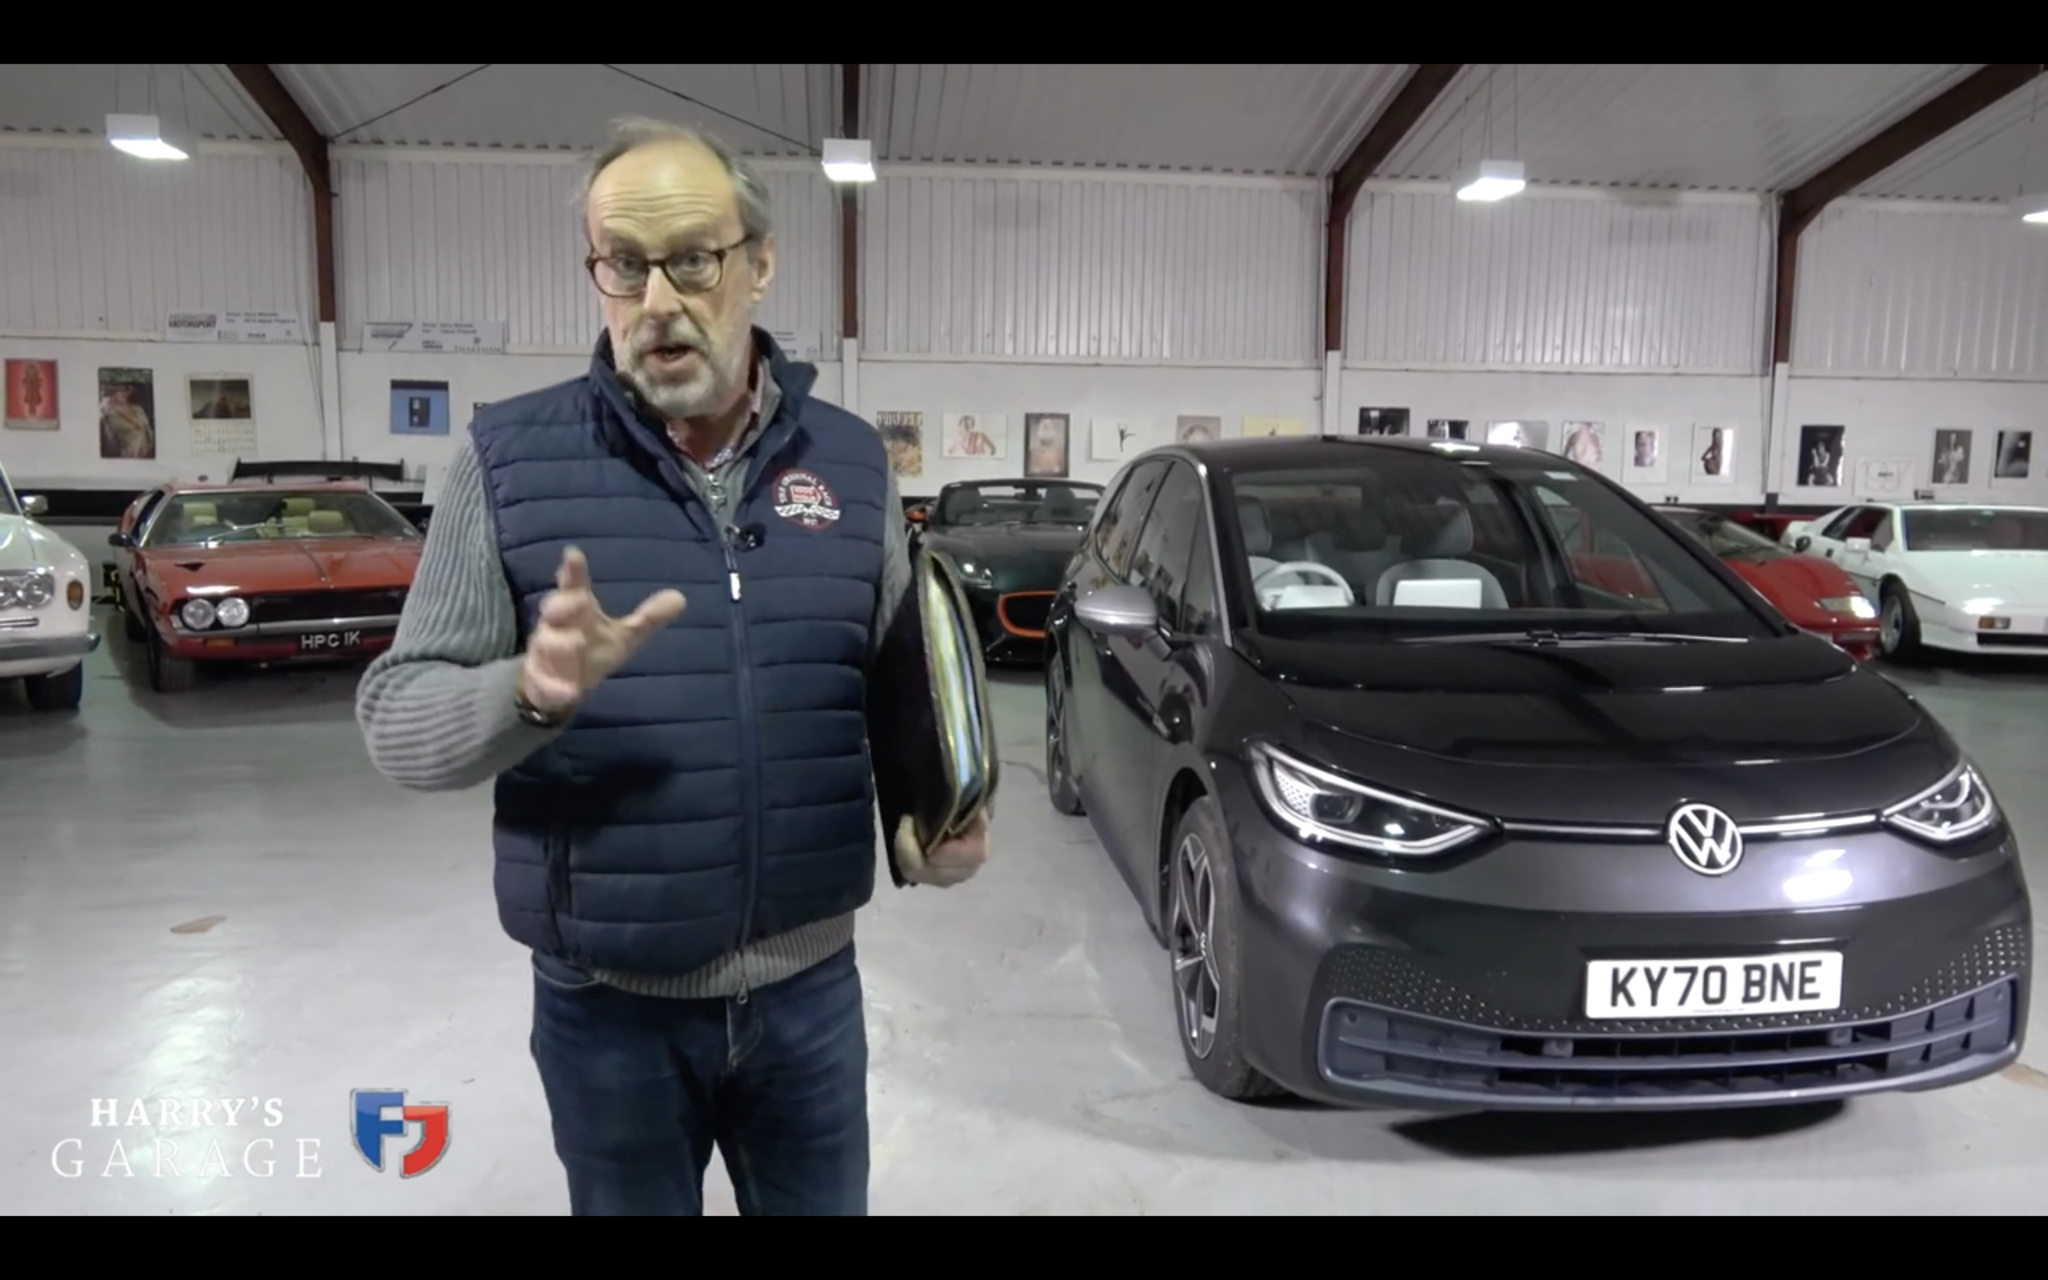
6, 556, 2048, 1213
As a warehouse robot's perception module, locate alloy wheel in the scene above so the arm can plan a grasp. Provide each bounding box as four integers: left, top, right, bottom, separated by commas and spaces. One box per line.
1169, 831, 1220, 1059
1045, 667, 1068, 791
1881, 595, 1902, 652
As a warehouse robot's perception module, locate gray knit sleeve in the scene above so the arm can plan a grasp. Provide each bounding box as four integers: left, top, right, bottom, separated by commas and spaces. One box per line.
355, 434, 564, 791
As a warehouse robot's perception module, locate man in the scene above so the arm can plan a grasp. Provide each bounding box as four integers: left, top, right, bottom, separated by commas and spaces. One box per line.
355, 117, 989, 1217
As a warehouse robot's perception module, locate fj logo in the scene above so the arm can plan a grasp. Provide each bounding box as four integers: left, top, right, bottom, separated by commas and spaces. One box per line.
1667, 803, 1743, 876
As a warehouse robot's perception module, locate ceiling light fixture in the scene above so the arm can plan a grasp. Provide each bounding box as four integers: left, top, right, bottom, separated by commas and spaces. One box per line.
2016, 191, 2048, 225
106, 112, 191, 161
821, 137, 876, 184
1455, 158, 1525, 203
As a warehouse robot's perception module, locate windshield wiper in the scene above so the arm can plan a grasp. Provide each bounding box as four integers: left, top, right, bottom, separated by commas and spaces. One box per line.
1400, 629, 1750, 646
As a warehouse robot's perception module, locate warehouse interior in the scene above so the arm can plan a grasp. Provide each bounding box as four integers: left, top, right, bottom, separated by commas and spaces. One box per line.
3, 63, 2047, 1214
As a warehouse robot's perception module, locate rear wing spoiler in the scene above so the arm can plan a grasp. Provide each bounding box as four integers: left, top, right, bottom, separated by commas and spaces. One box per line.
229, 458, 408, 486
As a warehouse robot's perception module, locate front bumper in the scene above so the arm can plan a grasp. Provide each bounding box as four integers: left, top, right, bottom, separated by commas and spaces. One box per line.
1925, 602, 2048, 654
1216, 768, 2032, 1111
164, 613, 399, 663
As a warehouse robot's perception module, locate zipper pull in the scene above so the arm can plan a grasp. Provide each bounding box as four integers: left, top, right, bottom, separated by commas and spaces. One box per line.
723, 527, 743, 601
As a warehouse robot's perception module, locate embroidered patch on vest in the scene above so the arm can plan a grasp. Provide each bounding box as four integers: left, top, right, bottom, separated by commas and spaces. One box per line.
771, 468, 842, 530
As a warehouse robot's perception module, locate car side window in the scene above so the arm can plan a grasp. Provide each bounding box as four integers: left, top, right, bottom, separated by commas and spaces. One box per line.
1868, 510, 1895, 551
1820, 508, 1865, 540
1125, 462, 1204, 627
130, 489, 168, 538
1178, 506, 1220, 635
1842, 507, 1887, 540
1098, 461, 1168, 578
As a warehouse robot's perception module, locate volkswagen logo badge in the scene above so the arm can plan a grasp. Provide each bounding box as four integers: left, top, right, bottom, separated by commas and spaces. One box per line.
1667, 802, 1743, 876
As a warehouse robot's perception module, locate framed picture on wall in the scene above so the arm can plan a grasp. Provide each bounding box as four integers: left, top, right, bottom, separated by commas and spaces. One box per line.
1175, 415, 1222, 443
1242, 417, 1305, 437
1023, 413, 1070, 478
1796, 425, 1845, 487
1624, 428, 1667, 484
942, 413, 1005, 460
1931, 428, 1972, 486
1356, 407, 1409, 436
188, 375, 257, 456
1559, 421, 1604, 469
1486, 421, 1549, 449
1426, 419, 1468, 440
874, 411, 923, 477
1690, 424, 1735, 484
3, 358, 59, 431
1995, 430, 2032, 480
390, 379, 451, 436
97, 367, 157, 459
1089, 417, 1148, 462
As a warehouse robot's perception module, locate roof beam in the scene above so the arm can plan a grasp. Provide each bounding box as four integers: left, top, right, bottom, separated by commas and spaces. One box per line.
840, 63, 860, 343
226, 64, 336, 326
1770, 63, 2046, 365
1324, 64, 1464, 352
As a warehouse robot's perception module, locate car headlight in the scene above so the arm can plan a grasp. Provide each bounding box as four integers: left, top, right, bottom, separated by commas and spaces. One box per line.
179, 598, 216, 630
0, 569, 55, 610
1820, 595, 1876, 619
1245, 740, 1491, 858
214, 596, 250, 628
1882, 762, 1999, 844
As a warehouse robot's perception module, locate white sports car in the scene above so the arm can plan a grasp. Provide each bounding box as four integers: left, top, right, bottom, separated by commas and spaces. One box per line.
1782, 501, 2048, 659
0, 461, 99, 710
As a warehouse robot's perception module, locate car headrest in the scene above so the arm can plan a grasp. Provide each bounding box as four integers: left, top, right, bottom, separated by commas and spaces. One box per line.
306, 510, 347, 533
1328, 503, 1389, 550
1409, 503, 1474, 557
1236, 497, 1272, 556
182, 502, 219, 525
282, 496, 315, 516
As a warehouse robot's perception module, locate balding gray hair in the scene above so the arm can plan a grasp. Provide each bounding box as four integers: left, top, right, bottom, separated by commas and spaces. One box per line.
576, 117, 774, 243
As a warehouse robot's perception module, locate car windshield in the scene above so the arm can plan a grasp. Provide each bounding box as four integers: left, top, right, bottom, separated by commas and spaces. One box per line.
934, 481, 1101, 527
1226, 459, 1775, 640
1660, 509, 1786, 559
0, 468, 18, 518
1899, 508, 2048, 552
144, 490, 422, 546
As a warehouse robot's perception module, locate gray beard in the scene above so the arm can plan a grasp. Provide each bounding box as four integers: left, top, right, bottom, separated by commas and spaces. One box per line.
622, 341, 744, 420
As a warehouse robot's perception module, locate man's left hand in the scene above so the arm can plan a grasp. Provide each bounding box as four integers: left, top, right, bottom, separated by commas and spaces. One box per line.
895, 809, 990, 888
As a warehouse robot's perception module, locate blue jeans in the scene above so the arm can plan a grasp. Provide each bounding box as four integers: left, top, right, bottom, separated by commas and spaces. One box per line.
528, 942, 869, 1215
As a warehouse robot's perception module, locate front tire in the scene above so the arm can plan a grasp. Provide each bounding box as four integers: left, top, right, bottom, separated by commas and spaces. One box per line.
24, 662, 83, 711
1879, 581, 1922, 661
1167, 796, 1284, 1101
146, 631, 197, 693
1045, 656, 1083, 815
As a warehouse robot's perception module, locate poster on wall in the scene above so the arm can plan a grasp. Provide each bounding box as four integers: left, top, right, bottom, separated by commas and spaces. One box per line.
360, 320, 508, 355
1559, 422, 1604, 469
1690, 424, 1735, 484
97, 367, 156, 460
874, 411, 924, 477
188, 375, 257, 456
1356, 407, 1409, 436
1242, 417, 1305, 437
941, 413, 1004, 460
1931, 429, 1972, 486
1486, 421, 1549, 449
1089, 417, 1148, 462
1796, 425, 1846, 487
4, 358, 59, 430
1426, 419, 1469, 440
1175, 415, 1222, 443
1624, 428, 1667, 484
1995, 430, 2032, 480
1853, 457, 1915, 498
1024, 413, 1070, 478
165, 309, 302, 344
390, 379, 452, 436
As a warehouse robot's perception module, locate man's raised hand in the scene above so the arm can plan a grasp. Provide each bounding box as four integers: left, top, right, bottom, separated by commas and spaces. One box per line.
518, 546, 686, 713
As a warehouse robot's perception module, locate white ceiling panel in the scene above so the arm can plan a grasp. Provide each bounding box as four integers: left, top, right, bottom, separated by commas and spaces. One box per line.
1377, 64, 1981, 192
1852, 79, 2048, 202
271, 64, 835, 156
863, 64, 1409, 175
0, 63, 277, 141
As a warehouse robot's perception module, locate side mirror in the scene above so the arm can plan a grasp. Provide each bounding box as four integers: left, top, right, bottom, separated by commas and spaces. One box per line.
1845, 536, 1872, 553
1074, 583, 1159, 636
905, 503, 928, 525
1792, 535, 1812, 553
107, 531, 132, 548
20, 494, 47, 517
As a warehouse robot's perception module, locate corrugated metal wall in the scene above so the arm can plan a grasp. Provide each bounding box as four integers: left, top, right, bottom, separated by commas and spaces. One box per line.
333, 154, 840, 351
0, 145, 311, 334
1792, 204, 2048, 377
858, 171, 1320, 363
1343, 188, 1772, 373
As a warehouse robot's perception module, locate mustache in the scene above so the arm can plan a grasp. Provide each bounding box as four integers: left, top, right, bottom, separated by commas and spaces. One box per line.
629, 322, 706, 357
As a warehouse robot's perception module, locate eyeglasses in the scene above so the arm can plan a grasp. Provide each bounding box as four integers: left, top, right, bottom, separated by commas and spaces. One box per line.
586, 237, 753, 298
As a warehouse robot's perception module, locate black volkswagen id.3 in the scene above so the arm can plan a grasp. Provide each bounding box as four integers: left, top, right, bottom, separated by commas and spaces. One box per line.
1043, 434, 2030, 1111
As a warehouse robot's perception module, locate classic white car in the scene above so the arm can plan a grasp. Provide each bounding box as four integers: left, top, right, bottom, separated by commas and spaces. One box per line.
0, 461, 99, 710
1782, 501, 2048, 659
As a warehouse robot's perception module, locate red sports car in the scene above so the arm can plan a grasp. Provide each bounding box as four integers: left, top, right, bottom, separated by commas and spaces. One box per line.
107, 482, 422, 691
1656, 506, 1880, 659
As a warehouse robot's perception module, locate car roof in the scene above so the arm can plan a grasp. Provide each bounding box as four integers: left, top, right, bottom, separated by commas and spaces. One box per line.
1880, 501, 2048, 512
937, 476, 1103, 489
1157, 432, 1584, 478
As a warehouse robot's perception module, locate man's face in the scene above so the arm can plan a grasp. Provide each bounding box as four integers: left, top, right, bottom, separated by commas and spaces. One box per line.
586, 141, 776, 421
